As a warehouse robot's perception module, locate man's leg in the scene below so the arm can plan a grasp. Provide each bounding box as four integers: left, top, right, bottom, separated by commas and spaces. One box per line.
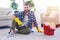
16, 27, 31, 34
10, 20, 30, 34
9, 20, 18, 34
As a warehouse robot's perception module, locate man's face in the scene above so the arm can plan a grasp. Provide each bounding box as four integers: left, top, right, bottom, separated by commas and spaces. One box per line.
24, 5, 30, 12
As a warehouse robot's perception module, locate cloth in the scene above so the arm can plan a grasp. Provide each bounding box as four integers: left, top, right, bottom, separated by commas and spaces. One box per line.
14, 11, 38, 29
14, 18, 23, 26
11, 20, 30, 34
23, 15, 28, 27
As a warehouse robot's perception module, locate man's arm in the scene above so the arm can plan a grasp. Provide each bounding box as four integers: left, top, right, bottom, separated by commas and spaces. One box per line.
31, 12, 42, 32
9, 11, 23, 34
31, 12, 38, 27
12, 15, 16, 20
12, 11, 23, 26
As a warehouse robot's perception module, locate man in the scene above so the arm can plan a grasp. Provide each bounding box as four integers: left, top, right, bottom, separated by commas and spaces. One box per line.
9, 3, 42, 34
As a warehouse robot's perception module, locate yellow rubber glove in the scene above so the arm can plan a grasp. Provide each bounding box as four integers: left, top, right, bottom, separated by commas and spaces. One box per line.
14, 18, 23, 26
36, 27, 43, 32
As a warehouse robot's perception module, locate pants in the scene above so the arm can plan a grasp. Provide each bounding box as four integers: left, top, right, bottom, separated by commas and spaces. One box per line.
10, 20, 30, 34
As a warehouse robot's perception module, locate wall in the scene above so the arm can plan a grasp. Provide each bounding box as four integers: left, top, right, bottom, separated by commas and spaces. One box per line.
33, 0, 60, 24
0, 0, 24, 11
0, 0, 10, 8
0, 0, 60, 24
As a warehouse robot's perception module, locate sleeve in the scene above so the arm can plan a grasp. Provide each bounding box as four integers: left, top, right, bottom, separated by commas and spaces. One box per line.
14, 11, 24, 22
31, 11, 38, 27
14, 11, 21, 17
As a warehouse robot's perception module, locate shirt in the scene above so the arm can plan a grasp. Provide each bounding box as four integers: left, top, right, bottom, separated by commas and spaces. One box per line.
14, 10, 38, 29
23, 15, 28, 27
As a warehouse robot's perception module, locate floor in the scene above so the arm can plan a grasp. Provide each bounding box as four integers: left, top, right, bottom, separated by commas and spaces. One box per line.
0, 27, 60, 40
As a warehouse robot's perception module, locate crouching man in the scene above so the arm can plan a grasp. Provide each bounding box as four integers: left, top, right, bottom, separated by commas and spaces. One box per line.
9, 3, 42, 34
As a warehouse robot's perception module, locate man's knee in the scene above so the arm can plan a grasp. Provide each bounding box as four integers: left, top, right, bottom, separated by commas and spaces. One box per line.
25, 28, 31, 34
17, 28, 31, 34
21, 28, 31, 34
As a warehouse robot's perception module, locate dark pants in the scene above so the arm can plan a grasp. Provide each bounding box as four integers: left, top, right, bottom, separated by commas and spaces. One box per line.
10, 21, 30, 34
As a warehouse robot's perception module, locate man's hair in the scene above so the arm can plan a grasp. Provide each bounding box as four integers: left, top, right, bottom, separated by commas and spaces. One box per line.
24, 3, 29, 6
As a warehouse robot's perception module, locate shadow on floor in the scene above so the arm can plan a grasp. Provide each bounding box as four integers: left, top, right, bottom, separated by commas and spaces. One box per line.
0, 26, 10, 29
